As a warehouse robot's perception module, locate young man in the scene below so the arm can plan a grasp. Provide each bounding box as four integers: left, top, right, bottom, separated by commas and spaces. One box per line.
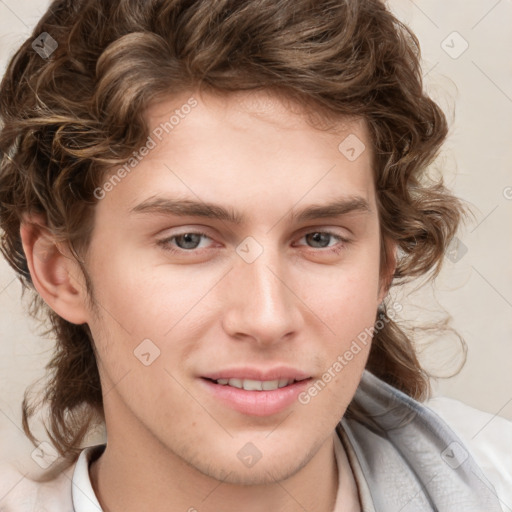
0, 1, 510, 511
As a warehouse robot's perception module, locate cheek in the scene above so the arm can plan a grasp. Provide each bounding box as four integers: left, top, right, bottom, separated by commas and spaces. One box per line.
87, 247, 209, 336
303, 255, 381, 338
300, 272, 378, 413
85, 249, 228, 390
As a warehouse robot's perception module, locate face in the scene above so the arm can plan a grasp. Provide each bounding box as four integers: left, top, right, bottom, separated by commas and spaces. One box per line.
78, 89, 388, 484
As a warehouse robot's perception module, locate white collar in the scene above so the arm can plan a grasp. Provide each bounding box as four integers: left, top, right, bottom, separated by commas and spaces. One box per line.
72, 444, 104, 511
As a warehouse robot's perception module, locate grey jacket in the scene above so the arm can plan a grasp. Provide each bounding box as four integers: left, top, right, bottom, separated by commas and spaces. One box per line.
338, 370, 504, 511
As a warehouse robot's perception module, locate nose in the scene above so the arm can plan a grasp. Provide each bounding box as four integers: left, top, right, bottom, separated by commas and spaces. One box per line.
221, 242, 304, 347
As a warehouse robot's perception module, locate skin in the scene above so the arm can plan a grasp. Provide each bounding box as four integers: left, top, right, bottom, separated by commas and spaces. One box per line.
20, 89, 394, 512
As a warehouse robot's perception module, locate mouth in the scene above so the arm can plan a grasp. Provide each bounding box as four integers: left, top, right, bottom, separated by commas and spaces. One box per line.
199, 371, 313, 416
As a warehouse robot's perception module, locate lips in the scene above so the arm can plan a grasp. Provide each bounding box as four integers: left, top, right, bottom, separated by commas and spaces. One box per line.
200, 367, 312, 416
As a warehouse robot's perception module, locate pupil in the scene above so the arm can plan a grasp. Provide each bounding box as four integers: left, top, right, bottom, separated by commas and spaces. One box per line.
307, 232, 329, 248
178, 233, 200, 249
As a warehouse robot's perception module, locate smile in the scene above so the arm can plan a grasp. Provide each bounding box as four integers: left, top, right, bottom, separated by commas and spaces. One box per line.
201, 373, 312, 416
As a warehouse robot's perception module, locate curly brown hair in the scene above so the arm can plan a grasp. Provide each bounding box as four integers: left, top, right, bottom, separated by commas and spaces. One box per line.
0, 0, 464, 467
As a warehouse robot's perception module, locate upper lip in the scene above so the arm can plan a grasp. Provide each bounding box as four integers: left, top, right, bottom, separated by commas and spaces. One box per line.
202, 366, 311, 382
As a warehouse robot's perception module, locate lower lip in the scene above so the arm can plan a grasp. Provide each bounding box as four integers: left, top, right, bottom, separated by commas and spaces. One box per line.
200, 378, 312, 416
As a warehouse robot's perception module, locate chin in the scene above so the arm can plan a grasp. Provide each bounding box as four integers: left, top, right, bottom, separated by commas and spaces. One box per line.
188, 441, 316, 487
207, 461, 303, 486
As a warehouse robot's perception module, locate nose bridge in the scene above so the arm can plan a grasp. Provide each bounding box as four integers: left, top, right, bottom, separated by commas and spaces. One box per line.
223, 239, 301, 343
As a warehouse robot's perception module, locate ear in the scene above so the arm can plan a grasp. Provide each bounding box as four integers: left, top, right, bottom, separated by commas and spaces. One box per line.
19, 213, 90, 325
378, 238, 397, 304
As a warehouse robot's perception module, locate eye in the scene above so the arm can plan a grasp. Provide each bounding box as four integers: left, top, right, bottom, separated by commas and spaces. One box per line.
296, 231, 349, 253
157, 231, 213, 252
301, 232, 339, 248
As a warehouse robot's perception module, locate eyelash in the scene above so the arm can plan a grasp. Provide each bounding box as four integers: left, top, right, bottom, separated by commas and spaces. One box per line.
156, 230, 350, 256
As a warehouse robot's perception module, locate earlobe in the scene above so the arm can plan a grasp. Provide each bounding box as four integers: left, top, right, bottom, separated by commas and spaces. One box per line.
20, 213, 89, 325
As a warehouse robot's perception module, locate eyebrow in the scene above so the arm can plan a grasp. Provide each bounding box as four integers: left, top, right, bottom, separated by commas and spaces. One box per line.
129, 195, 370, 224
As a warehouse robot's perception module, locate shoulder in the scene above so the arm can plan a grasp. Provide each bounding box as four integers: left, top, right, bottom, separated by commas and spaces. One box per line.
425, 396, 512, 506
0, 460, 75, 511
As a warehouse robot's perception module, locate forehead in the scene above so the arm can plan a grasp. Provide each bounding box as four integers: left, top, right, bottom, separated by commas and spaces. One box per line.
146, 88, 362, 143
96, 89, 375, 222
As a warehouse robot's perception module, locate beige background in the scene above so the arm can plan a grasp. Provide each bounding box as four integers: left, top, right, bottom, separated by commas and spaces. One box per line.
1, 0, 511, 464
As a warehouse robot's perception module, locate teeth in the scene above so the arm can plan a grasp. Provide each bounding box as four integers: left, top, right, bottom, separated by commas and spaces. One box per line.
214, 378, 295, 390
243, 379, 263, 391
228, 378, 243, 389
262, 380, 279, 391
